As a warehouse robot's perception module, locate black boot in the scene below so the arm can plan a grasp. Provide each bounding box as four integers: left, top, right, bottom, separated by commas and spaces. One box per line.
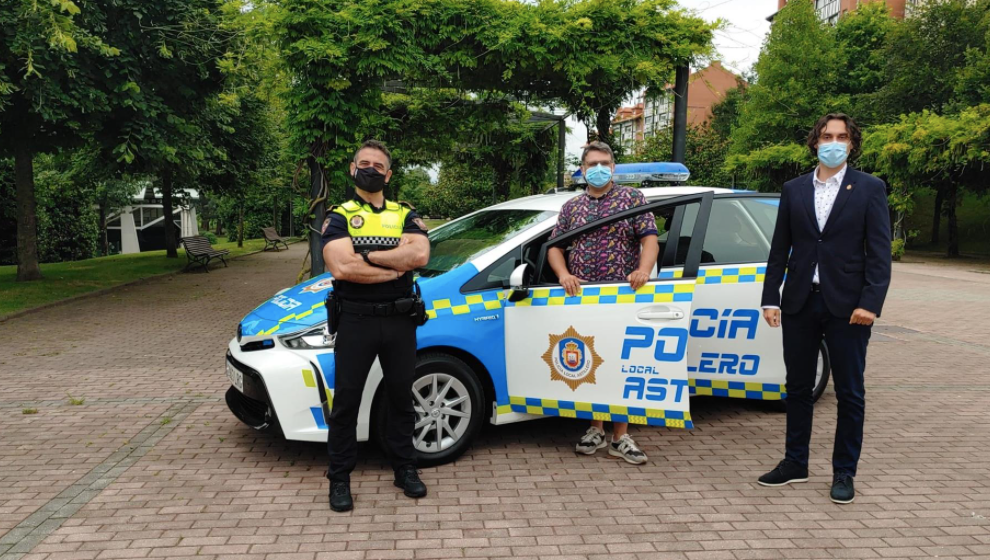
329, 481, 353, 512
394, 466, 427, 498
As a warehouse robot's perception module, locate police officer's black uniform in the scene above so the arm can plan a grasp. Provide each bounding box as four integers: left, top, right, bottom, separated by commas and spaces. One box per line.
320, 192, 428, 510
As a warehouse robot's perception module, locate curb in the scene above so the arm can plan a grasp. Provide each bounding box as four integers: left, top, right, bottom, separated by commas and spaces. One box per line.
0, 240, 302, 324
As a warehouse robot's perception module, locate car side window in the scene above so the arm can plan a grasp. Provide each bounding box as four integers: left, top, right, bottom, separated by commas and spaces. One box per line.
700, 199, 772, 265
462, 229, 556, 292
655, 203, 712, 267
461, 250, 520, 292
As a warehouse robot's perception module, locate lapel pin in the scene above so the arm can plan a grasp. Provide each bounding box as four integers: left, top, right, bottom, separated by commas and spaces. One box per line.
846, 184, 852, 190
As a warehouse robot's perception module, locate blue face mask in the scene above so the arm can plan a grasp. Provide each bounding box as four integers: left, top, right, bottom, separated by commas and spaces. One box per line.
818, 141, 849, 169
585, 164, 612, 188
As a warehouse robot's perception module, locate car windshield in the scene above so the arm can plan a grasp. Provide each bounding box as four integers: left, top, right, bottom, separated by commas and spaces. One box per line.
419, 209, 555, 277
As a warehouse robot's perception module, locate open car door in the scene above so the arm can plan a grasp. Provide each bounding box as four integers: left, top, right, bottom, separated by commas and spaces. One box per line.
502, 192, 714, 429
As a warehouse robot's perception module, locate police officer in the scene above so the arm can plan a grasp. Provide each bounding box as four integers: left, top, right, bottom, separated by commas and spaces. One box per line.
321, 139, 431, 512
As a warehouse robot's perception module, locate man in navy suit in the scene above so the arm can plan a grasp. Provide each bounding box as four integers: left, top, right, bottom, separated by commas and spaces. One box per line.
758, 113, 891, 504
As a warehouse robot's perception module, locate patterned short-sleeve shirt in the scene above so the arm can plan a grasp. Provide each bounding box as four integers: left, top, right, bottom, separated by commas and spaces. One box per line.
549, 185, 658, 282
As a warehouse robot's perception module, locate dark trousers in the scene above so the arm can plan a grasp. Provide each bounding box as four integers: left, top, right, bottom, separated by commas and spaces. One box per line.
327, 310, 417, 483
782, 290, 871, 476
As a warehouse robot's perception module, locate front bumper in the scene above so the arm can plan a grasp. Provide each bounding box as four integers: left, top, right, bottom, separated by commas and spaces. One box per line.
225, 337, 335, 442
225, 351, 281, 434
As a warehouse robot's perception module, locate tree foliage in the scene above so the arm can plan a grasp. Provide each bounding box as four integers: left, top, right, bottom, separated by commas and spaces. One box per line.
277, 0, 715, 174
874, 0, 990, 120
726, 0, 895, 190
729, 0, 837, 157
1, 0, 122, 279
276, 0, 715, 275
627, 124, 733, 188
833, 1, 896, 125
860, 104, 990, 256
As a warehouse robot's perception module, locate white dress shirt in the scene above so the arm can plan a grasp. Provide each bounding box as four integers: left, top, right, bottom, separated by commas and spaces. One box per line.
812, 164, 846, 284
763, 164, 846, 311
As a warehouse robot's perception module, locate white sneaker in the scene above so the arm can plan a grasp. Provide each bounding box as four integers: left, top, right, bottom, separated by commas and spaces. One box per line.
609, 434, 648, 465
575, 426, 606, 455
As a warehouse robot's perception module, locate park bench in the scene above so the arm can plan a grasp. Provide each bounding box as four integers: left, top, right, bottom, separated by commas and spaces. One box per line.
180, 235, 229, 272
261, 227, 290, 252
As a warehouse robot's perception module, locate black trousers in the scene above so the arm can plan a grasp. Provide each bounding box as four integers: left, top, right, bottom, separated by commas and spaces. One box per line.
327, 310, 417, 483
782, 290, 872, 476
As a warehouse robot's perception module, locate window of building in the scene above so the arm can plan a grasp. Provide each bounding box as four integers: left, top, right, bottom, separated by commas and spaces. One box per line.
142, 207, 164, 225
905, 0, 926, 16
816, 0, 840, 23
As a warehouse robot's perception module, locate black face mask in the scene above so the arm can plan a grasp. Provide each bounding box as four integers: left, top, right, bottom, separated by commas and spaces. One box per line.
354, 167, 387, 193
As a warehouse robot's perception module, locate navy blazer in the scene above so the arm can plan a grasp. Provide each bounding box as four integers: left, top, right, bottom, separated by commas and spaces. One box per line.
761, 167, 892, 318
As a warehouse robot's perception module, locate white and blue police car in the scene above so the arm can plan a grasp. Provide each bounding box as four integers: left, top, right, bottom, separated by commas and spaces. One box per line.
226, 163, 830, 465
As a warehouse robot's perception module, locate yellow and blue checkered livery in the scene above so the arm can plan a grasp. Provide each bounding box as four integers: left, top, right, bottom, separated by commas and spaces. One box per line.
508, 396, 693, 429
689, 379, 785, 400
506, 283, 696, 307
658, 266, 767, 284
425, 290, 506, 319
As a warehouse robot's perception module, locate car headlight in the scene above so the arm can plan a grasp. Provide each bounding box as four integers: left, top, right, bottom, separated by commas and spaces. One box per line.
279, 323, 335, 350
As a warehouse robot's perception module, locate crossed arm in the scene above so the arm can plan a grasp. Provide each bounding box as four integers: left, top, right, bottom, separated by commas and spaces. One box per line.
322, 234, 430, 284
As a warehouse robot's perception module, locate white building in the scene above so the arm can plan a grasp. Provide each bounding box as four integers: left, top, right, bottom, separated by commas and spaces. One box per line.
106, 187, 200, 254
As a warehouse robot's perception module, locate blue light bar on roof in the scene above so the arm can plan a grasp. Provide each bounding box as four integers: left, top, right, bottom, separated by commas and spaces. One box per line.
571, 162, 690, 185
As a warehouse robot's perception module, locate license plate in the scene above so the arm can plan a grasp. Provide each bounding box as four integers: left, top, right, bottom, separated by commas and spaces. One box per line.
226, 360, 244, 392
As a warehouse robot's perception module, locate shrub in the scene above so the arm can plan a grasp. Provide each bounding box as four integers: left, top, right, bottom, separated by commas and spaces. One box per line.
891, 238, 906, 261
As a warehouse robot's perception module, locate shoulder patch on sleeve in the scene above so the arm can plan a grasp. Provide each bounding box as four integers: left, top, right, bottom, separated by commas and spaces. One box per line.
412, 217, 429, 232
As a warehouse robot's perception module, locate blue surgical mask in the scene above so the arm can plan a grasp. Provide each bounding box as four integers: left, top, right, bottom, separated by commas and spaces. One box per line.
818, 141, 849, 169
585, 164, 612, 188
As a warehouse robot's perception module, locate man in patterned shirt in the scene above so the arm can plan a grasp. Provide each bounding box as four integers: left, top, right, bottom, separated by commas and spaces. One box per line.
548, 141, 659, 464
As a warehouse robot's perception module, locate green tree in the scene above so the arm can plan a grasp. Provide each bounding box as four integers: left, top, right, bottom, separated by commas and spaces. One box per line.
726, 0, 897, 191
725, 0, 834, 190
708, 83, 748, 141
833, 1, 896, 125
627, 125, 733, 188
874, 0, 990, 121
276, 0, 715, 275
551, 0, 715, 151
202, 95, 287, 248
860, 105, 990, 257
870, 0, 990, 243
730, 0, 837, 158
1, 0, 121, 280
392, 167, 434, 214
33, 155, 100, 263
91, 0, 234, 258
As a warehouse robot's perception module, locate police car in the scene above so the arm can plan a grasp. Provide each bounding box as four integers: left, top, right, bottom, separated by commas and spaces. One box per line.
226, 162, 830, 466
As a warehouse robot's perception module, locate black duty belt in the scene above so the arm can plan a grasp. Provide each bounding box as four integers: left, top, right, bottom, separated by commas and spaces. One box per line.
340, 298, 416, 317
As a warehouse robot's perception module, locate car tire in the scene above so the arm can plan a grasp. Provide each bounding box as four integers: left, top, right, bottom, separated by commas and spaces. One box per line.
768, 341, 831, 412
373, 353, 486, 467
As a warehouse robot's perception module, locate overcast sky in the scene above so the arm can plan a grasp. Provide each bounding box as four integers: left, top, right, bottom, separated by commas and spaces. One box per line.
563, 0, 776, 164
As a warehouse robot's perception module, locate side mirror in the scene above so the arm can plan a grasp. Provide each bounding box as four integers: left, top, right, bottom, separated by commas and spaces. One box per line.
507, 263, 531, 303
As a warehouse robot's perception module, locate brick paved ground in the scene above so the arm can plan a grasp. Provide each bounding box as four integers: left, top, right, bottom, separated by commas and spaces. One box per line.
1, 244, 988, 560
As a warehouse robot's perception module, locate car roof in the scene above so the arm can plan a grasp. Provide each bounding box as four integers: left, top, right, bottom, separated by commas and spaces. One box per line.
485, 186, 737, 212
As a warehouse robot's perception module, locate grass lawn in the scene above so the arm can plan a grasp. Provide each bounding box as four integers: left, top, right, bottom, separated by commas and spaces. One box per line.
0, 238, 296, 317
424, 219, 449, 230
